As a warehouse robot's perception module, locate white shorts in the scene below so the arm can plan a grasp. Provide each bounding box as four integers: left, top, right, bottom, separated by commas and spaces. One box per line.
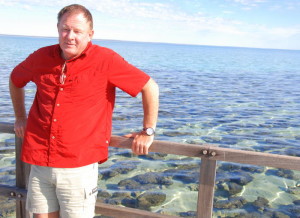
26, 163, 98, 218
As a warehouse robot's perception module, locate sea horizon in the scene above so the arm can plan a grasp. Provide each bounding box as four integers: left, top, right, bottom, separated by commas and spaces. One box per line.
1, 33, 299, 52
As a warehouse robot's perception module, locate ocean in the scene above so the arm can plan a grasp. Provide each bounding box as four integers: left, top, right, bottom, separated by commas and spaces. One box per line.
0, 34, 300, 217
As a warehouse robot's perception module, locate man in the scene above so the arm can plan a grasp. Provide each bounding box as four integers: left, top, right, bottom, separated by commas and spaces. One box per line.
9, 4, 159, 218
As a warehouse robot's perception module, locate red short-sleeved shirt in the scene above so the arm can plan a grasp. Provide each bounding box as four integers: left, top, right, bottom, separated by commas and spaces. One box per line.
11, 42, 150, 168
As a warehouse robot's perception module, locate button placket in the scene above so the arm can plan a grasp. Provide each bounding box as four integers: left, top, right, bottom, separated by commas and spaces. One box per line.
49, 86, 63, 158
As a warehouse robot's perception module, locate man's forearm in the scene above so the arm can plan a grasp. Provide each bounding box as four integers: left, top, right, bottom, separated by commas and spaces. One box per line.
141, 78, 159, 129
9, 77, 26, 119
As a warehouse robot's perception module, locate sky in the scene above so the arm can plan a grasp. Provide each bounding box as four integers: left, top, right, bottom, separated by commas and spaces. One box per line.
0, 0, 300, 50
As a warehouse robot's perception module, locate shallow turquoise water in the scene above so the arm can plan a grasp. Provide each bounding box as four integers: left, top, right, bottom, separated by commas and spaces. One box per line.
0, 35, 300, 216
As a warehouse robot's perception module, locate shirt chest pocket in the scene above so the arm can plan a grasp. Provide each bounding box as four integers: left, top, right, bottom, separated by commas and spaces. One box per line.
70, 71, 106, 101
38, 73, 57, 91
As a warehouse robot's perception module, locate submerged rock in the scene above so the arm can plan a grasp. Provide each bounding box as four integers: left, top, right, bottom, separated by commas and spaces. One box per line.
217, 181, 243, 195
275, 168, 296, 180
178, 211, 196, 217
164, 163, 200, 184
218, 162, 264, 174
289, 205, 300, 216
253, 197, 269, 212
137, 191, 166, 210
118, 179, 143, 190
139, 152, 168, 160
98, 189, 111, 198
293, 200, 300, 205
99, 161, 139, 180
187, 184, 199, 191
287, 186, 300, 195
118, 172, 173, 190
266, 168, 299, 180
284, 148, 300, 157
271, 211, 290, 218
98, 190, 166, 210
163, 131, 192, 137
234, 212, 262, 218
214, 196, 247, 209
217, 163, 256, 190
215, 170, 254, 197
133, 172, 173, 186
121, 197, 137, 208
111, 191, 131, 199
0, 195, 15, 217
172, 170, 199, 184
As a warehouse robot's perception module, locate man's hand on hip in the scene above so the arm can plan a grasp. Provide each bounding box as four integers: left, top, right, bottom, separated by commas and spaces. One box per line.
14, 117, 27, 138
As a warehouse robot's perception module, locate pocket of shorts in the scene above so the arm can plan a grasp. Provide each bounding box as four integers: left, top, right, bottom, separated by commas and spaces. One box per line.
84, 186, 98, 200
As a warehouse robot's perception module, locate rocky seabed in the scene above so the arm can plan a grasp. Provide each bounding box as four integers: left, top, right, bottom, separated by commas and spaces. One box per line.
0, 142, 300, 217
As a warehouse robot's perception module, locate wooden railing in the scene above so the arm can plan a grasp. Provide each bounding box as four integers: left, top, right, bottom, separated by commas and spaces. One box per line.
0, 122, 300, 218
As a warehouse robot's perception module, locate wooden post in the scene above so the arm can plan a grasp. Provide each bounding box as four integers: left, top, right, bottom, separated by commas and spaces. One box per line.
15, 135, 30, 218
197, 158, 217, 218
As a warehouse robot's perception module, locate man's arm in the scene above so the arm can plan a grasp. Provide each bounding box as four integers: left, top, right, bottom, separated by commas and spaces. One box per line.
9, 77, 27, 138
125, 78, 159, 155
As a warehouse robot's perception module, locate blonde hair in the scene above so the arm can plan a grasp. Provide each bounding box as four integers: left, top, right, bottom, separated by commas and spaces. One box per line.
57, 4, 93, 29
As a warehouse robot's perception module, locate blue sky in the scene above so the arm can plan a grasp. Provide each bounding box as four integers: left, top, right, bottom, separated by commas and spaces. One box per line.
0, 0, 299, 50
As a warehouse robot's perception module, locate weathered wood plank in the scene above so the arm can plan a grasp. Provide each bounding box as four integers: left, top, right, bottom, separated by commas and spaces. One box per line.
209, 146, 300, 171
109, 136, 300, 171
15, 136, 30, 218
95, 202, 177, 218
0, 184, 27, 201
0, 122, 14, 134
197, 159, 217, 218
109, 134, 209, 157
15, 136, 31, 189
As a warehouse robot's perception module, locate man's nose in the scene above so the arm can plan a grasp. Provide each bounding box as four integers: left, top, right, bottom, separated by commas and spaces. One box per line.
67, 30, 75, 39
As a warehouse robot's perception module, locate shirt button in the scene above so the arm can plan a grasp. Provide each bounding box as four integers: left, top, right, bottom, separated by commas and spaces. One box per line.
56, 103, 60, 107
53, 119, 57, 122
60, 88, 64, 91
52, 136, 55, 139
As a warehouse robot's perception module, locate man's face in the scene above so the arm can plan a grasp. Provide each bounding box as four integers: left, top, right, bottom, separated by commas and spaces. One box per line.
57, 12, 94, 60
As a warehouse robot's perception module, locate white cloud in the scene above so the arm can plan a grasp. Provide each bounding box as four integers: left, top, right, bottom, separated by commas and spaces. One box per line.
231, 0, 266, 6
257, 26, 300, 39
1, 0, 299, 49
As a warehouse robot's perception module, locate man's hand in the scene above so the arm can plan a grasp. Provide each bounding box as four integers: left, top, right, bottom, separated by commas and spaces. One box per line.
9, 77, 27, 138
14, 117, 27, 138
124, 132, 154, 155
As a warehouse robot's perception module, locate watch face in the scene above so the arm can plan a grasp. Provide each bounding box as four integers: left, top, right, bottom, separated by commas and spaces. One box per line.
144, 127, 155, 136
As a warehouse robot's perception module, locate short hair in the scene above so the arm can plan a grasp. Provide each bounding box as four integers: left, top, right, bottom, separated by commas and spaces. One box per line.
57, 4, 93, 30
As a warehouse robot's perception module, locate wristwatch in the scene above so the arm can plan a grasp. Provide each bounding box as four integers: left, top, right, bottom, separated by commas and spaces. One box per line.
142, 127, 155, 136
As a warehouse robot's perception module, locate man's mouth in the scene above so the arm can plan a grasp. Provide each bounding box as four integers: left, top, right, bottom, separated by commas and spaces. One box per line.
65, 43, 76, 47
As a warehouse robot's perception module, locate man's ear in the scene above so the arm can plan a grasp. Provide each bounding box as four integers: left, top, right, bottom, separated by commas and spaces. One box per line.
89, 30, 94, 41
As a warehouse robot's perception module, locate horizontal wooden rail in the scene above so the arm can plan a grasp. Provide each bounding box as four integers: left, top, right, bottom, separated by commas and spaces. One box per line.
95, 202, 177, 218
0, 122, 14, 133
0, 184, 27, 202
2, 122, 300, 170
110, 135, 300, 171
